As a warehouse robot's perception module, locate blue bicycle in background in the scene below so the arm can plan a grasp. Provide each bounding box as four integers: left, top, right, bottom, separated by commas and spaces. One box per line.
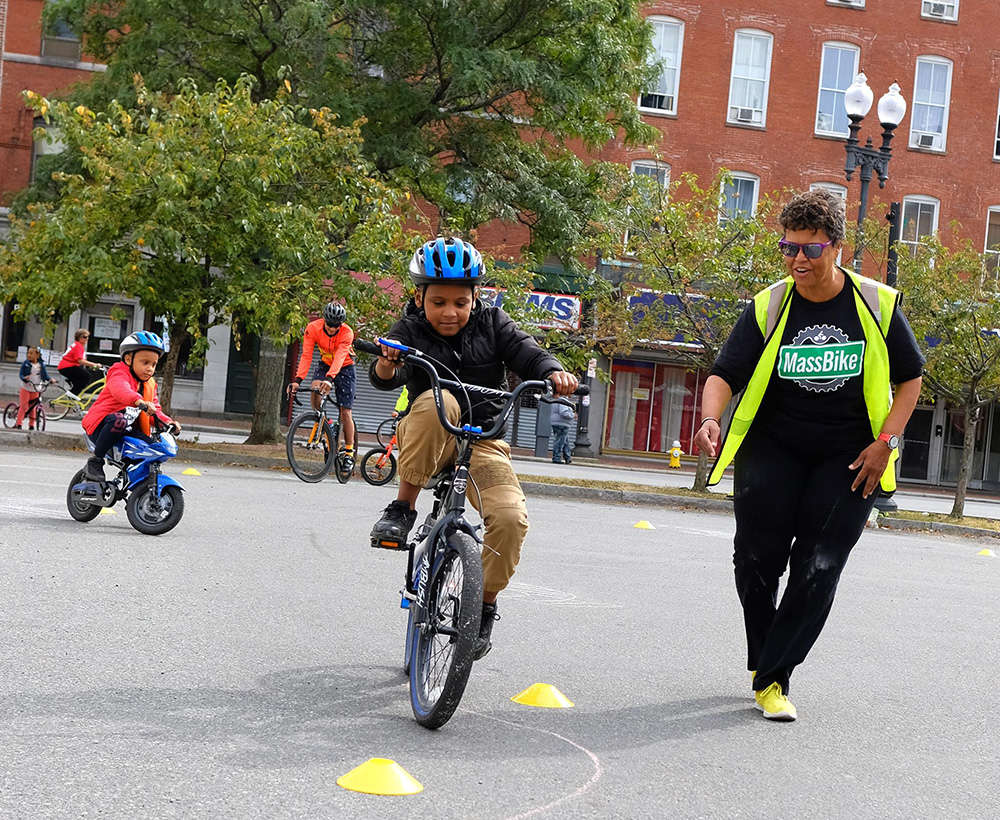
67, 409, 185, 535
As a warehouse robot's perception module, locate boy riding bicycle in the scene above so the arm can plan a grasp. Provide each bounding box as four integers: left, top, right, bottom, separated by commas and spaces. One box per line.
369, 236, 578, 659
288, 302, 357, 470
81, 332, 181, 481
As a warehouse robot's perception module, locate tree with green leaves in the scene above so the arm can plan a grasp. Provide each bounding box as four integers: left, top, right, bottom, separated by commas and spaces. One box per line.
895, 235, 1000, 518
0, 76, 403, 441
594, 170, 781, 490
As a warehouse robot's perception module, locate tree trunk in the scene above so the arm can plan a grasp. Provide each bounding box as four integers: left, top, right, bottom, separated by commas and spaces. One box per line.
245, 336, 287, 444
158, 326, 189, 416
692, 448, 710, 493
949, 406, 979, 519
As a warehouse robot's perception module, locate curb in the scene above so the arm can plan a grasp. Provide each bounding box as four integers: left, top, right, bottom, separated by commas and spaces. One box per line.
518, 480, 734, 512
878, 516, 1000, 540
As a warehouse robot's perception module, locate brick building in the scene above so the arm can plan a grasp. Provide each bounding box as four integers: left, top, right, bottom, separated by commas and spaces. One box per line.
589, 0, 1000, 490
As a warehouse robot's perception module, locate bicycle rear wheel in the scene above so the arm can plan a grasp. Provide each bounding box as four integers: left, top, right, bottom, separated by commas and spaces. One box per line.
361, 448, 397, 486
410, 532, 483, 729
286, 411, 335, 482
2, 403, 17, 428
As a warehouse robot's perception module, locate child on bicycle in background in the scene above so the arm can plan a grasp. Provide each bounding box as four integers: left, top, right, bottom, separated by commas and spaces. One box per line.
369, 236, 578, 659
80, 332, 181, 481
16, 346, 51, 429
288, 302, 358, 470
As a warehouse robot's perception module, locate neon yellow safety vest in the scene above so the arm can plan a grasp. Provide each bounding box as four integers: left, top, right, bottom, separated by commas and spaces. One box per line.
708, 268, 900, 491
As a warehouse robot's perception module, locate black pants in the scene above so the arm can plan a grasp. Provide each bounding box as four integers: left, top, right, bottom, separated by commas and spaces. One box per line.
732, 430, 877, 694
90, 413, 151, 460
59, 366, 98, 395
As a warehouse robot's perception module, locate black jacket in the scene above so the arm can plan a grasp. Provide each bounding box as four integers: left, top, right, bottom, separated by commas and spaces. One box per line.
369, 299, 563, 429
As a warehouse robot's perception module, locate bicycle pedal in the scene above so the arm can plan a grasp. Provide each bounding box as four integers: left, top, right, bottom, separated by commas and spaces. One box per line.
371, 536, 408, 551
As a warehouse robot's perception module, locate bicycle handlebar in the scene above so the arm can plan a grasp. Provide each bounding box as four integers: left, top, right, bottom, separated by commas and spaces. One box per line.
354, 338, 589, 441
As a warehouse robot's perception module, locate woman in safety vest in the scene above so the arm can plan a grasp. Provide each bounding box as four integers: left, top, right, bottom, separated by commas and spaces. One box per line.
695, 189, 925, 722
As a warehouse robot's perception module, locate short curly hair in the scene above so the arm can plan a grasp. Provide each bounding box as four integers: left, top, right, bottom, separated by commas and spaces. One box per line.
778, 189, 846, 245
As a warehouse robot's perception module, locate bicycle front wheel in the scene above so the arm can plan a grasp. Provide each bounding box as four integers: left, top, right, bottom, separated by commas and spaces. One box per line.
410, 532, 483, 729
361, 448, 396, 486
46, 395, 72, 421
286, 411, 335, 483
33, 405, 46, 431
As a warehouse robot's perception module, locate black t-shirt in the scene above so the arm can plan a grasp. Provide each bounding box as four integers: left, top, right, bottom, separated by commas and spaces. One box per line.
711, 277, 926, 455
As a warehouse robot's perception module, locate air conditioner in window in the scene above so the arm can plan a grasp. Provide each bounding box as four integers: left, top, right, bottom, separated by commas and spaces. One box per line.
735, 107, 761, 124
915, 132, 941, 149
926, 2, 948, 16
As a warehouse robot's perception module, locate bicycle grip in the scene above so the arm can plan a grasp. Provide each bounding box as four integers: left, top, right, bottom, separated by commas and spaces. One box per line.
353, 340, 384, 356
573, 384, 590, 396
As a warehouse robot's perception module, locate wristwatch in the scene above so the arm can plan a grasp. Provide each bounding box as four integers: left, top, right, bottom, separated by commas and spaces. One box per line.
877, 432, 900, 451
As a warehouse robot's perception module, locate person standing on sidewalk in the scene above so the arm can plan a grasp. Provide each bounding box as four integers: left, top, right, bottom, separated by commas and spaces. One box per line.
549, 398, 575, 464
695, 189, 925, 722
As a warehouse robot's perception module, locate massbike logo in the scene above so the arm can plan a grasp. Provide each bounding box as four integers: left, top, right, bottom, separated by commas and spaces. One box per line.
777, 324, 865, 393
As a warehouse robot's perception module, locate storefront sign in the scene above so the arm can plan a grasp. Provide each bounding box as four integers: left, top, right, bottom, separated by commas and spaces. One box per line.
587, 357, 597, 378
631, 388, 650, 401
479, 288, 582, 330
93, 318, 123, 339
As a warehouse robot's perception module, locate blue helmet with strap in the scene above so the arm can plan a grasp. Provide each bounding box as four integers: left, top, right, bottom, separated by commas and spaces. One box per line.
408, 236, 483, 286
119, 330, 165, 358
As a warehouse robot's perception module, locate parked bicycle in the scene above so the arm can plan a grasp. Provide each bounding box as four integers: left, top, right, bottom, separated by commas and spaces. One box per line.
360, 415, 400, 486
285, 387, 357, 483
47, 367, 108, 420
355, 338, 588, 729
67, 409, 186, 535
2, 380, 54, 431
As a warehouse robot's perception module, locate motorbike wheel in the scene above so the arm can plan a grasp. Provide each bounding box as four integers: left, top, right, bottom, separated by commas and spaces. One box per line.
126, 481, 185, 535
66, 469, 102, 522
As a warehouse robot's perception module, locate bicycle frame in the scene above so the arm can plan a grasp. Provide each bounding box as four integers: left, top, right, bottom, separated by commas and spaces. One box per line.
291, 388, 342, 442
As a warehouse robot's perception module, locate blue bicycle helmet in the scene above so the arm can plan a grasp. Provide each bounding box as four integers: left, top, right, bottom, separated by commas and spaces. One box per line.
119, 331, 166, 358
408, 237, 483, 286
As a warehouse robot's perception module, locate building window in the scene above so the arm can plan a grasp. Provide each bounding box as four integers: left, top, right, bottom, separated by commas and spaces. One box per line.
720, 173, 760, 222
604, 359, 705, 455
826, 0, 865, 6
910, 56, 953, 151
639, 17, 683, 115
727, 30, 773, 127
810, 183, 848, 263
29, 119, 67, 183
815, 43, 860, 136
900, 195, 940, 254
921, 1, 959, 21
994, 88, 1000, 160
40, 0, 82, 61
625, 161, 670, 249
985, 208, 1000, 277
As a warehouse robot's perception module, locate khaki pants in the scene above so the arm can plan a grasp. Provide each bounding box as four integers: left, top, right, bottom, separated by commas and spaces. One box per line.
396, 390, 528, 593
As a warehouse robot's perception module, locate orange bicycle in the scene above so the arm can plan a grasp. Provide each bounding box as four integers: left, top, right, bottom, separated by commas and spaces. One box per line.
360, 415, 399, 486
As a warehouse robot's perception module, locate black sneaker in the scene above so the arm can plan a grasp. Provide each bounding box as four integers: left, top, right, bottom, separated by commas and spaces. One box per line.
83, 456, 105, 482
370, 500, 417, 549
473, 602, 499, 660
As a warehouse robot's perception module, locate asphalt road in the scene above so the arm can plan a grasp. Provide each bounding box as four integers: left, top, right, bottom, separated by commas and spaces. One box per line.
1, 451, 998, 819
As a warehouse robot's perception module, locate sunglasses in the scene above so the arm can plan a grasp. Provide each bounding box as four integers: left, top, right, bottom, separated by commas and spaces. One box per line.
778, 239, 834, 259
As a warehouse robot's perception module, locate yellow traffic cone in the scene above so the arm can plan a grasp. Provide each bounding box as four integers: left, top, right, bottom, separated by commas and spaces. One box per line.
181, 467, 202, 476
633, 520, 655, 530
336, 758, 423, 795
977, 548, 995, 557
511, 683, 574, 708
99, 506, 116, 515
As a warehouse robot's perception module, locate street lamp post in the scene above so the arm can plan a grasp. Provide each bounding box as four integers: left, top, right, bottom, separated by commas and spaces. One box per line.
843, 74, 907, 275
842, 75, 907, 513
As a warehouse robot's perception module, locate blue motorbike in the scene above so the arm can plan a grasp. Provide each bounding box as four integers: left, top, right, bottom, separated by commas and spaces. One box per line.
67, 410, 186, 535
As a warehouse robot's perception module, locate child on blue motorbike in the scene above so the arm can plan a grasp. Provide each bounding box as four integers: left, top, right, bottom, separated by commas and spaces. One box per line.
81, 331, 181, 481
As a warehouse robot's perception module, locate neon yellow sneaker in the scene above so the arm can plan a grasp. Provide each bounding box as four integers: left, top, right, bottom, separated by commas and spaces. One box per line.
754, 682, 797, 721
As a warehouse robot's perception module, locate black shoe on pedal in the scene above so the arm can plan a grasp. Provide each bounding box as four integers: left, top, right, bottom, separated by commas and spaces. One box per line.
370, 500, 417, 549
473, 602, 499, 660
83, 457, 105, 482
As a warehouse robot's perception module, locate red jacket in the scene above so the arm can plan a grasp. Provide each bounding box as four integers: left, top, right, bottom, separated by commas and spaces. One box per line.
82, 362, 173, 436
294, 319, 355, 381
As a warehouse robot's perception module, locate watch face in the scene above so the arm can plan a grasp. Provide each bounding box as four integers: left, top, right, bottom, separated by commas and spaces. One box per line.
888, 435, 900, 449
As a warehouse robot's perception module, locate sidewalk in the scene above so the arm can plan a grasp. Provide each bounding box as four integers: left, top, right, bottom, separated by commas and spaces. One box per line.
5, 398, 1000, 526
